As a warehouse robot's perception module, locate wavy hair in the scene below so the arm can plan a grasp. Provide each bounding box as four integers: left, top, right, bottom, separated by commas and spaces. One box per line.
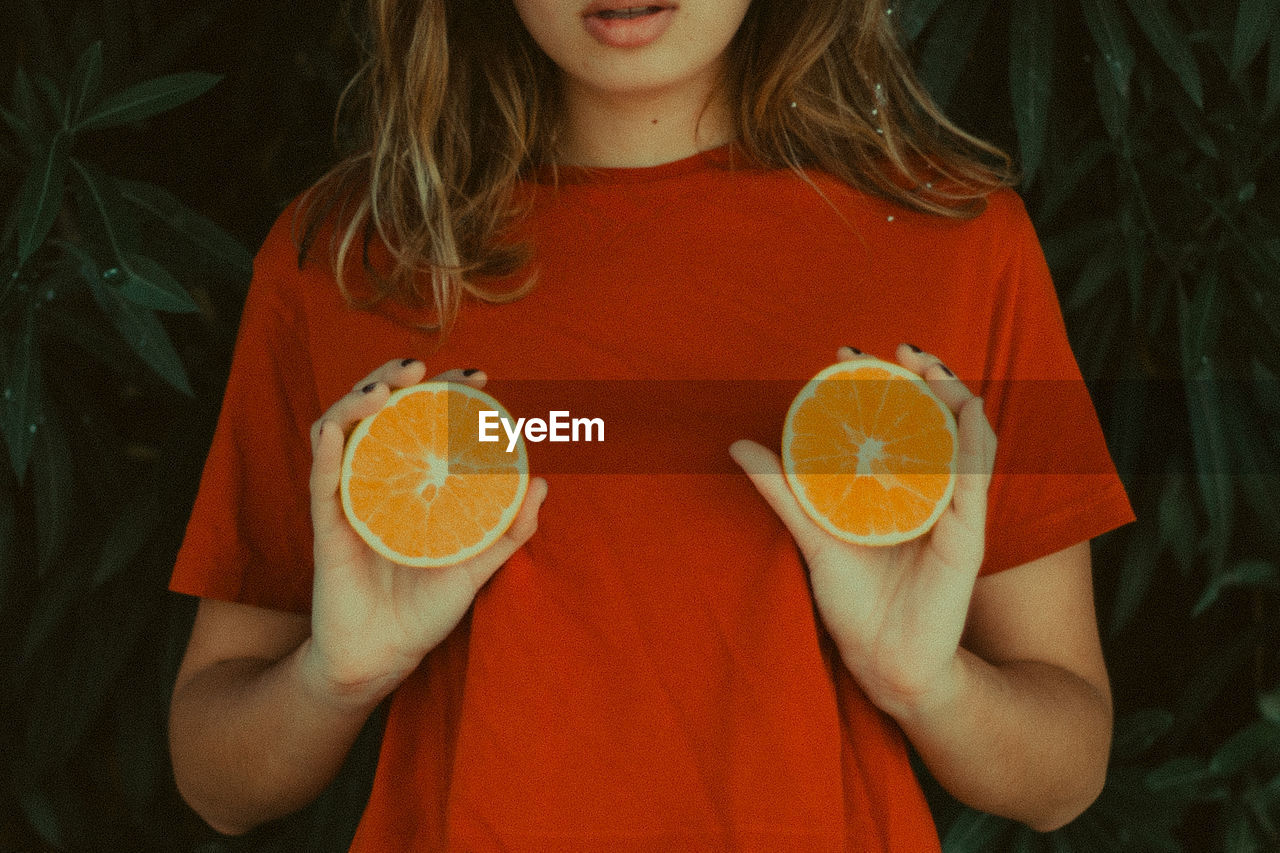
299, 0, 1013, 332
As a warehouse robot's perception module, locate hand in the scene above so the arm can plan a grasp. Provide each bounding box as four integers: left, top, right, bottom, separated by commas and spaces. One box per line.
303, 359, 548, 704
729, 343, 997, 720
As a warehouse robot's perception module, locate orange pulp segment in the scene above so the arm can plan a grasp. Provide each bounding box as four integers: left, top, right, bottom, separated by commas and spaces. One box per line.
782, 359, 958, 546
340, 382, 529, 566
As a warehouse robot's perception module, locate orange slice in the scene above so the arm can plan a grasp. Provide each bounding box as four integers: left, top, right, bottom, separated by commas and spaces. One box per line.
782, 359, 958, 546
340, 382, 529, 566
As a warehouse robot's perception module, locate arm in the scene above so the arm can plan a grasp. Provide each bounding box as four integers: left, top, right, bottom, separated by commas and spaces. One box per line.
169, 600, 389, 836
169, 360, 548, 835
892, 542, 1112, 832
731, 343, 1113, 833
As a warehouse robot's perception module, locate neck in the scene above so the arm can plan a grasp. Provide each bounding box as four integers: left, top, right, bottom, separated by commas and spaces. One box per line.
557, 72, 735, 168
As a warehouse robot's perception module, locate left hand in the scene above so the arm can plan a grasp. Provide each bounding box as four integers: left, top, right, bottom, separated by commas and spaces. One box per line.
729, 343, 998, 720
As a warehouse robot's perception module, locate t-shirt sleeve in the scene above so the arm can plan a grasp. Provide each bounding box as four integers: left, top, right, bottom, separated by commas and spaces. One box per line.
169, 205, 322, 613
977, 193, 1135, 576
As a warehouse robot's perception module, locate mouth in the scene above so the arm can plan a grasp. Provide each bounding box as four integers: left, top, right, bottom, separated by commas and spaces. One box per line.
589, 5, 668, 20
580, 2, 677, 48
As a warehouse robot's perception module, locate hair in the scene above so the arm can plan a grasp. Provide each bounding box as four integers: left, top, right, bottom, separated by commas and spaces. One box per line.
299, 0, 1014, 333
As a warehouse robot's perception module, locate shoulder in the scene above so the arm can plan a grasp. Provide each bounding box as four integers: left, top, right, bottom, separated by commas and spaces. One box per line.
975, 187, 1037, 247
234, 193, 345, 343
245, 185, 379, 313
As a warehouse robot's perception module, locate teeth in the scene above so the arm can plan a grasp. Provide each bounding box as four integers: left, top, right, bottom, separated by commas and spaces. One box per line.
597, 6, 662, 19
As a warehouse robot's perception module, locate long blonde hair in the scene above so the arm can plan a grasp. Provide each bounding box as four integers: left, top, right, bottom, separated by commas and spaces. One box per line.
300, 0, 1013, 332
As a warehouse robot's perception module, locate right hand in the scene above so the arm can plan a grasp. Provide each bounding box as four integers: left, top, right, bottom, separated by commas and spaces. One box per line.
302, 359, 548, 705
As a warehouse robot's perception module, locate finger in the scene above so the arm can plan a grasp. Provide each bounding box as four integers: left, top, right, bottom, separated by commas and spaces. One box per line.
310, 380, 391, 447
948, 396, 995, 534
460, 477, 549, 590
836, 345, 873, 362
309, 420, 348, 542
430, 367, 487, 390
351, 358, 428, 393
919, 397, 993, 580
729, 440, 830, 555
895, 342, 975, 414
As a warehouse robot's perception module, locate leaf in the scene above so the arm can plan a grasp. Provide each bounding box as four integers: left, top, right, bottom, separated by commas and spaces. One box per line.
31, 411, 73, 573
1145, 755, 1214, 797
1111, 503, 1157, 634
1036, 140, 1110, 225
1066, 234, 1122, 315
0, 107, 38, 152
1211, 719, 1280, 776
917, 0, 995, 108
1219, 376, 1280, 553
88, 278, 193, 395
16, 785, 67, 850
24, 582, 150, 776
0, 449, 15, 621
75, 72, 220, 132
1092, 60, 1127, 144
1167, 89, 1218, 159
1123, 0, 1205, 108
1194, 560, 1280, 616
896, 0, 950, 43
1082, 0, 1137, 97
1, 302, 41, 481
1269, 17, 1280, 115
1009, 828, 1038, 853
3, 67, 47, 151
1040, 219, 1115, 271
1176, 277, 1233, 574
1171, 631, 1257, 741
12, 66, 45, 133
71, 166, 202, 315
942, 807, 1006, 853
64, 41, 103, 129
15, 133, 68, 265
1222, 800, 1261, 852
1261, 686, 1280, 724
1009, 0, 1055, 184
92, 484, 162, 589
1113, 707, 1175, 760
1232, 0, 1280, 74
118, 254, 199, 313
116, 177, 253, 275
69, 160, 138, 263
1156, 464, 1196, 575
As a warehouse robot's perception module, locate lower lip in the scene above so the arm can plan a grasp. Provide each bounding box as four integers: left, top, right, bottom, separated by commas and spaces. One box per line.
582, 7, 676, 48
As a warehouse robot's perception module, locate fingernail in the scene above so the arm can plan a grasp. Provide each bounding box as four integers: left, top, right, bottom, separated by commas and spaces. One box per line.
361, 382, 377, 393
906, 343, 923, 353
400, 358, 417, 367
938, 363, 954, 378
846, 346, 863, 355
462, 368, 481, 376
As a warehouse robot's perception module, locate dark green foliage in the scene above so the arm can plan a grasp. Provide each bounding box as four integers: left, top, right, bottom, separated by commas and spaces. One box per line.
1, 0, 1277, 850
0, 1, 369, 850
899, 0, 1280, 849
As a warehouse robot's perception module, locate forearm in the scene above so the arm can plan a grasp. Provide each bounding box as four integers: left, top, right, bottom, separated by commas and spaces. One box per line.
888, 647, 1112, 832
169, 638, 388, 836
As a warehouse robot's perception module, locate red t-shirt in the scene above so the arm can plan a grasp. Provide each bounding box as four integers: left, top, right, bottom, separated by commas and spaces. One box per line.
172, 146, 1134, 851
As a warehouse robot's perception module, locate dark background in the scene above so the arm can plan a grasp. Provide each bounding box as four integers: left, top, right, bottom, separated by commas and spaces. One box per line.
1, 0, 1277, 850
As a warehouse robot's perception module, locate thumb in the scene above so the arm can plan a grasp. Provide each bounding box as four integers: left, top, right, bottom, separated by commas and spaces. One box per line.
729, 440, 829, 555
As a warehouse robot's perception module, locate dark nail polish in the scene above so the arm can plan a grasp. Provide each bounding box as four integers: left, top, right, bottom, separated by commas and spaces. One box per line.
462, 368, 481, 376
401, 358, 416, 367
846, 346, 863, 355
361, 382, 377, 393
938, 363, 955, 378
906, 343, 923, 353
